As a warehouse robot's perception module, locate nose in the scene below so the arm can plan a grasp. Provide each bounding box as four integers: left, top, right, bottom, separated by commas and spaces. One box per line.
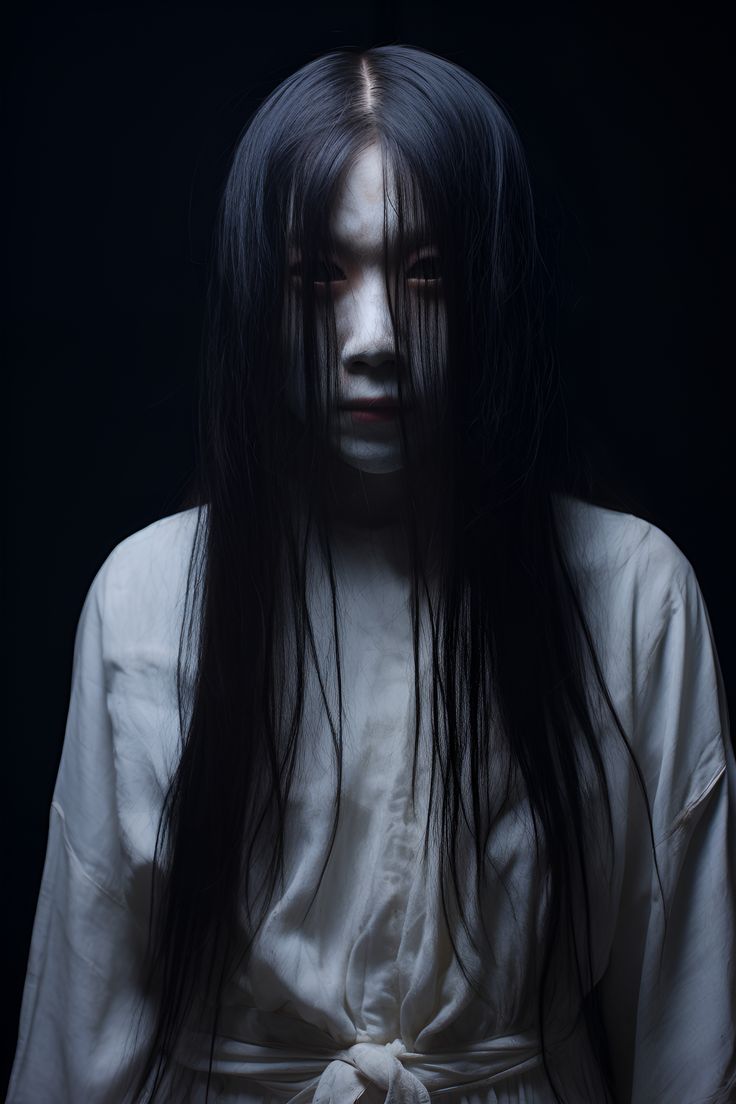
340, 271, 396, 377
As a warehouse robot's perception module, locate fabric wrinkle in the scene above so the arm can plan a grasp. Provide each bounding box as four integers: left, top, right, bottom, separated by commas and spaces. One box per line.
6, 501, 736, 1104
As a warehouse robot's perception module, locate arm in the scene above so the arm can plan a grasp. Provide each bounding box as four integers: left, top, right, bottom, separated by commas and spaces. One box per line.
598, 556, 736, 1103
7, 552, 157, 1103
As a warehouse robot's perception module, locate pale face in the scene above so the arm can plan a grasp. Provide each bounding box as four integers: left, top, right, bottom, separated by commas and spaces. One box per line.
285, 142, 446, 475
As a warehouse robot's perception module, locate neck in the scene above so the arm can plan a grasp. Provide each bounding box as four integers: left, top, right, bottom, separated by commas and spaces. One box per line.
322, 455, 409, 530
287, 429, 447, 573
319, 453, 446, 584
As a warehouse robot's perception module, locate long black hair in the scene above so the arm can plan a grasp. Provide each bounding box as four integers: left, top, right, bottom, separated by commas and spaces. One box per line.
127, 44, 660, 1102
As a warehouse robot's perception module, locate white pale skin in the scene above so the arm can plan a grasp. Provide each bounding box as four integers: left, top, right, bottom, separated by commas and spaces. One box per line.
286, 142, 446, 478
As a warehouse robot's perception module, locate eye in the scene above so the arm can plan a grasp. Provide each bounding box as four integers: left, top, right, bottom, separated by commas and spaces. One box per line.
289, 258, 346, 284
406, 255, 442, 282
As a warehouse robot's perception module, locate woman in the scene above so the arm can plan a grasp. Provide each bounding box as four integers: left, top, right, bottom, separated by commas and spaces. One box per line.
7, 45, 735, 1104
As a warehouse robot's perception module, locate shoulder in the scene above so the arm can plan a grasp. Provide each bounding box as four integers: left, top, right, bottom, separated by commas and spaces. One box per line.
104, 505, 203, 569
555, 492, 693, 586
104, 505, 203, 580
85, 506, 206, 649
557, 495, 728, 821
554, 493, 698, 659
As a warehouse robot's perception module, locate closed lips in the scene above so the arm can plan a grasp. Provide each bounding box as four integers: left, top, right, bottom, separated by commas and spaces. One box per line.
340, 399, 403, 409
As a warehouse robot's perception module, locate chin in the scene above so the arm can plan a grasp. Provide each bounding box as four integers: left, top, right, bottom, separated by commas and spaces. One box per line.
327, 434, 402, 476
338, 452, 404, 476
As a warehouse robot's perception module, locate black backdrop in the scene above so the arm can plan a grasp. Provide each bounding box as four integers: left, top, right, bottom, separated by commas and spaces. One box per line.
3, 1, 733, 1091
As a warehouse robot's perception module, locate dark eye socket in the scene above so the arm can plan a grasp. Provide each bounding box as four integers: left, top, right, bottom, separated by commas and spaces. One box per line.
289, 259, 346, 284
288, 254, 442, 284
406, 255, 442, 281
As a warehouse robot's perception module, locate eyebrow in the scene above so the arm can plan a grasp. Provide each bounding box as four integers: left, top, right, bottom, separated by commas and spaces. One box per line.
288, 230, 435, 256
340, 230, 432, 251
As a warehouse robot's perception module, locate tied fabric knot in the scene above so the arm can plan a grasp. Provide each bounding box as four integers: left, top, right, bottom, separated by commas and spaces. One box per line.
176, 1005, 585, 1100
312, 1038, 430, 1104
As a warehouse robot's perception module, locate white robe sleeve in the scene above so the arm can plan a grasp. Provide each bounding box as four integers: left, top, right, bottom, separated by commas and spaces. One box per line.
598, 552, 736, 1103
7, 552, 155, 1103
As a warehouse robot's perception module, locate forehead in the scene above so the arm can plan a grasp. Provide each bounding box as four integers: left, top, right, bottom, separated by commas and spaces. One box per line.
329, 143, 399, 251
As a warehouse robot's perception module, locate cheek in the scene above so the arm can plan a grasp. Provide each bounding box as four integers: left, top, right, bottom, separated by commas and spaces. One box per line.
408, 299, 448, 389
329, 296, 351, 353
280, 297, 334, 421
280, 302, 305, 419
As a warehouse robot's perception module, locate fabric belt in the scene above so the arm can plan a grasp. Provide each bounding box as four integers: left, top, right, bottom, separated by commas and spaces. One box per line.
177, 1006, 580, 1102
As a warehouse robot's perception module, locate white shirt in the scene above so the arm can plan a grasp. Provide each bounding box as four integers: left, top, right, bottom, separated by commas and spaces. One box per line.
7, 496, 736, 1103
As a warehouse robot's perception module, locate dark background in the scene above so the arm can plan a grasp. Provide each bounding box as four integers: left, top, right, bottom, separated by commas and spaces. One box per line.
3, 1, 733, 1090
